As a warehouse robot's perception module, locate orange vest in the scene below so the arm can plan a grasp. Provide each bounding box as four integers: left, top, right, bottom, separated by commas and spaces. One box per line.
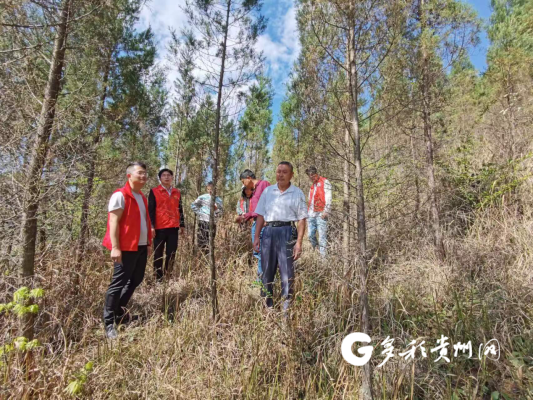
308, 176, 327, 212
102, 183, 152, 251
152, 185, 181, 229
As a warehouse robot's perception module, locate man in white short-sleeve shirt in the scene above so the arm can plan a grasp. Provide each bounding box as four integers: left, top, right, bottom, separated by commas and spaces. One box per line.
101, 162, 152, 339
253, 161, 307, 311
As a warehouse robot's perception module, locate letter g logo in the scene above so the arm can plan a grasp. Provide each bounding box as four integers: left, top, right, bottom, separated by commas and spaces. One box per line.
341, 332, 373, 366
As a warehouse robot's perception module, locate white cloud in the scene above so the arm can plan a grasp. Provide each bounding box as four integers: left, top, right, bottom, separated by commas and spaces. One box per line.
135, 0, 188, 91
256, 4, 301, 87
134, 0, 301, 121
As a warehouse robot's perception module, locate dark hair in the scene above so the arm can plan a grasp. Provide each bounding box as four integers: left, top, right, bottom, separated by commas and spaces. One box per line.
305, 166, 318, 176
239, 169, 256, 180
126, 162, 146, 174
206, 181, 214, 187
158, 168, 173, 179
278, 161, 294, 172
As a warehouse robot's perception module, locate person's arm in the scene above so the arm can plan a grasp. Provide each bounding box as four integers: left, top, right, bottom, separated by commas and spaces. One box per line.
109, 209, 124, 263
236, 197, 243, 214
236, 198, 244, 222
293, 218, 306, 261
253, 215, 265, 252
191, 196, 201, 215
148, 189, 156, 237
322, 180, 332, 218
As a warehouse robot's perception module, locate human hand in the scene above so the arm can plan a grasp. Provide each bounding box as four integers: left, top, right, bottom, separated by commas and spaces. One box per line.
111, 248, 122, 264
253, 237, 260, 252
292, 242, 302, 261
151, 228, 156, 238
320, 212, 329, 220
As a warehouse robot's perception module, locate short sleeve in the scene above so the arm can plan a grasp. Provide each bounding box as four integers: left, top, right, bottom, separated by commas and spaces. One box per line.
108, 192, 125, 212
254, 188, 268, 217
296, 189, 308, 220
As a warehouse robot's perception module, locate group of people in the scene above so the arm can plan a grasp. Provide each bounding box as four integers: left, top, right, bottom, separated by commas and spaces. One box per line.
101, 161, 331, 339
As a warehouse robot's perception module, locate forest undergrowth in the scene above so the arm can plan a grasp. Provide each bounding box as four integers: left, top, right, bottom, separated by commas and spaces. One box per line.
1, 201, 531, 400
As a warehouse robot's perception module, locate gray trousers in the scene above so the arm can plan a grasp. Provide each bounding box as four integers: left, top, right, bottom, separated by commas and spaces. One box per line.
260, 225, 296, 310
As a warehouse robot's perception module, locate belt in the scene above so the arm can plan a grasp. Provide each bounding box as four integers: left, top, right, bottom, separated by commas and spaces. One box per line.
266, 221, 292, 227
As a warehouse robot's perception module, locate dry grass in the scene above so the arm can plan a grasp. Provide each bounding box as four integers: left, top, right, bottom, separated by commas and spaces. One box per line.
0, 204, 532, 399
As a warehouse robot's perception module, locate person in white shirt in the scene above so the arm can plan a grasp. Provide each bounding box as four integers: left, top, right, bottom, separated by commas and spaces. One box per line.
305, 166, 332, 258
253, 161, 308, 311
101, 162, 152, 339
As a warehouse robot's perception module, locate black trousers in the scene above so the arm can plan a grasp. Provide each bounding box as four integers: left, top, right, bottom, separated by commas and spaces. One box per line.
103, 246, 147, 325
197, 220, 216, 253
154, 227, 179, 280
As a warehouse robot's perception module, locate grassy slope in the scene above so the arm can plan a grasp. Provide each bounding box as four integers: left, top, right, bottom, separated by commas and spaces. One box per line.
1, 201, 532, 399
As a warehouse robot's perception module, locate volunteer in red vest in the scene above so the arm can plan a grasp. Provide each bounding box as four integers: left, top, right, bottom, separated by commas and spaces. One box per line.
102, 162, 152, 339
148, 168, 185, 281
305, 166, 332, 258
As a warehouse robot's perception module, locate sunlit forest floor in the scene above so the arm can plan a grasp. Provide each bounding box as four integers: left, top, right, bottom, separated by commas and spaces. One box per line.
1, 204, 532, 399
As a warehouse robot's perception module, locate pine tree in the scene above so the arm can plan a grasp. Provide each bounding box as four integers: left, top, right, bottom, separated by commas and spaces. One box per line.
183, 0, 266, 319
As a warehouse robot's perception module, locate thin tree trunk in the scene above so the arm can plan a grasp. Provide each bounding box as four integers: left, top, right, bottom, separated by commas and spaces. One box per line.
19, 0, 72, 339
38, 210, 46, 256
208, 0, 232, 321
419, 0, 445, 261
20, 0, 72, 278
75, 51, 112, 270
343, 127, 350, 274
348, 10, 373, 399
410, 126, 420, 218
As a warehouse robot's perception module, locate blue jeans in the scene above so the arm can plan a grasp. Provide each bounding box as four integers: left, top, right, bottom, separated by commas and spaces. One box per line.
251, 220, 264, 277
308, 216, 328, 257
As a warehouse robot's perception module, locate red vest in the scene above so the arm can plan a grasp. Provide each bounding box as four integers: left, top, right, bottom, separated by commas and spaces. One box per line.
102, 182, 152, 251
308, 176, 327, 212
152, 185, 181, 229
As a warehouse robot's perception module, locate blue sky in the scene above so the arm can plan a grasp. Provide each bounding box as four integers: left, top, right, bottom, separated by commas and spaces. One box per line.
136, 0, 494, 130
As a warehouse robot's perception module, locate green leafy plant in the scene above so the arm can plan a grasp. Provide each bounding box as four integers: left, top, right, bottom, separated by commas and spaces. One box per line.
0, 337, 42, 367
65, 362, 94, 397
0, 286, 44, 317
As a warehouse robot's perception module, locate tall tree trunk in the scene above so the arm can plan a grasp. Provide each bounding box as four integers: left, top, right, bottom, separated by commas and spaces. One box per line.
419, 0, 445, 261
208, 0, 232, 321
343, 127, 350, 274
19, 0, 72, 339
410, 125, 420, 219
174, 143, 181, 186
75, 52, 112, 270
348, 9, 373, 399
20, 0, 72, 278
38, 210, 46, 256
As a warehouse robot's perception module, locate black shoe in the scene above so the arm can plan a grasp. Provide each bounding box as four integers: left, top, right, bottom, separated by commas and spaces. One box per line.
115, 313, 139, 326
105, 324, 118, 339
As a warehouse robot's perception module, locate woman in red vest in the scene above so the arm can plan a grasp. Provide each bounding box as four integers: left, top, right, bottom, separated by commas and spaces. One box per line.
305, 166, 332, 258
148, 168, 185, 281
102, 162, 152, 339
